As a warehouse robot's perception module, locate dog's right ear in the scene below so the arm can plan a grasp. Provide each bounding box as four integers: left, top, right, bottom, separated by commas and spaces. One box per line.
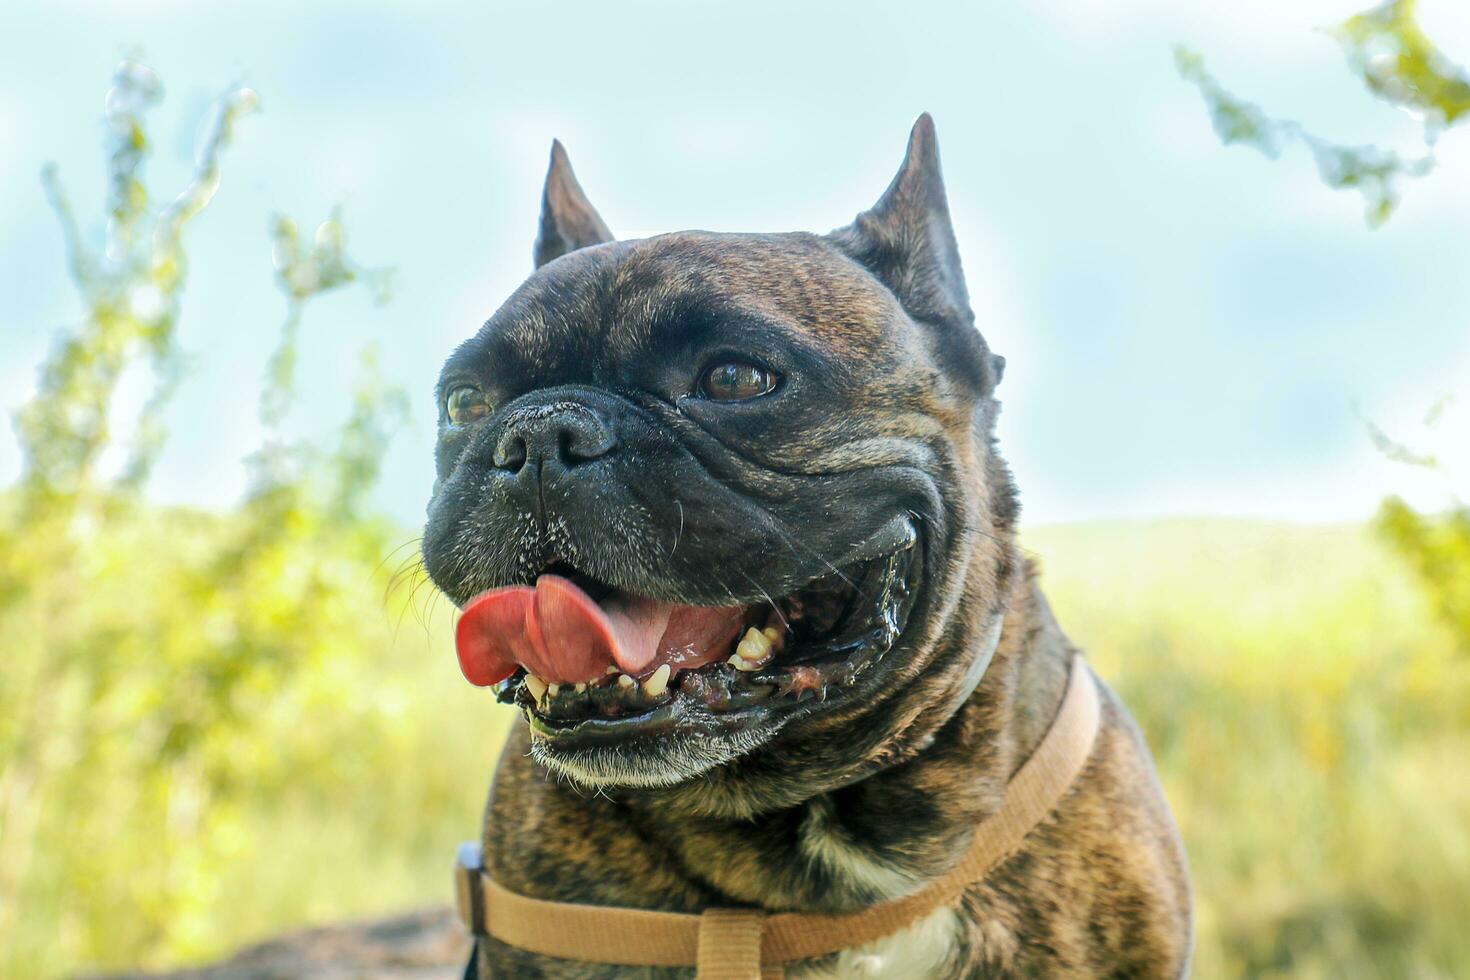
534, 140, 614, 269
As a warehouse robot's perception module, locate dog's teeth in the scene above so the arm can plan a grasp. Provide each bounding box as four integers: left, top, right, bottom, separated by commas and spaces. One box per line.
547, 683, 560, 697
728, 653, 760, 672
761, 626, 781, 643
574, 682, 587, 694
617, 673, 636, 689
524, 675, 548, 702
605, 665, 620, 676
736, 627, 773, 662
643, 664, 671, 697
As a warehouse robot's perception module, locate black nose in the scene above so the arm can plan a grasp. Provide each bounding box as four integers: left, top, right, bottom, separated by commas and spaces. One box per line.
492, 401, 617, 473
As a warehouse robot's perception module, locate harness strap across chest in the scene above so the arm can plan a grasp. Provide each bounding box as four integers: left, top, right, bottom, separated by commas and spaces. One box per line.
454, 655, 1102, 979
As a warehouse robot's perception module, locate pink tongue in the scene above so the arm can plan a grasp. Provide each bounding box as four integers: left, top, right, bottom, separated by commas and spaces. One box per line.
455, 574, 746, 686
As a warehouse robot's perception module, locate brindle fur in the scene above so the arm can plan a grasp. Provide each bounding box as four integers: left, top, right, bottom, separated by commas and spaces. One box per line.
426, 116, 1192, 978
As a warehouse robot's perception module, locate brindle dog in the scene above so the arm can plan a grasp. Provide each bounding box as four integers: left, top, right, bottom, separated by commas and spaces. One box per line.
422, 115, 1192, 978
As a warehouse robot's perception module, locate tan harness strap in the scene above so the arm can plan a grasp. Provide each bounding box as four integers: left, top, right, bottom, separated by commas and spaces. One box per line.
698, 908, 772, 980
479, 871, 702, 966
455, 656, 1102, 978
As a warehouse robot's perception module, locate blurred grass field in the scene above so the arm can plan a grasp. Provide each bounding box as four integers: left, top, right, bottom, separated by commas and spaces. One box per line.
14, 512, 1466, 978
1026, 519, 1470, 979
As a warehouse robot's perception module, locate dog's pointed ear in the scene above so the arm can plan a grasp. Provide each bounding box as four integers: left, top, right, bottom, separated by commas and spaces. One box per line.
534, 140, 614, 269
829, 115, 997, 387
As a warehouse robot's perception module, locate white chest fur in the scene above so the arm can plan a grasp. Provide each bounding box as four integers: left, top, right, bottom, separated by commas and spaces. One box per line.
790, 905, 963, 979
791, 800, 963, 978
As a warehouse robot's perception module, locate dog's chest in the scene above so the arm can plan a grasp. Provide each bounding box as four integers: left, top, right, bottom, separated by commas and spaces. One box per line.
783, 807, 964, 979
789, 905, 962, 979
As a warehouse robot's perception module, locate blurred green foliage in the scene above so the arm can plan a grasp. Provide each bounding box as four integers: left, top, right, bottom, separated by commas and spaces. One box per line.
1380, 500, 1470, 651
1370, 399, 1470, 654
1176, 0, 1470, 226
0, 62, 497, 975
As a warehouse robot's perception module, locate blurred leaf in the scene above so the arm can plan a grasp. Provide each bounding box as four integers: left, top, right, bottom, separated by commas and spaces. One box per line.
1335, 0, 1470, 130
1173, 46, 1291, 156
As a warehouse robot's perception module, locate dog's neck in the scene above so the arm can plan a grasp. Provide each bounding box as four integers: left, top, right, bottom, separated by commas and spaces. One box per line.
619, 562, 1072, 914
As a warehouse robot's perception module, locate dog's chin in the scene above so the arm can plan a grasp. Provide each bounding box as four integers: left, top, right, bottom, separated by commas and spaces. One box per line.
530, 726, 780, 790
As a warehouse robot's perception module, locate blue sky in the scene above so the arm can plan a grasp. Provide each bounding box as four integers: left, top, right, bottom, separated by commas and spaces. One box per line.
2, 0, 1467, 528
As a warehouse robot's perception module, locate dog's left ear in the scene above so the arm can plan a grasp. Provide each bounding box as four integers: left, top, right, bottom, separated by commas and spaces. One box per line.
829, 114, 997, 389
534, 140, 614, 269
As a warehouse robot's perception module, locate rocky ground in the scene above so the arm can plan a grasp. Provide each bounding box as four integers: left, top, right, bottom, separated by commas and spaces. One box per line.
91, 908, 471, 980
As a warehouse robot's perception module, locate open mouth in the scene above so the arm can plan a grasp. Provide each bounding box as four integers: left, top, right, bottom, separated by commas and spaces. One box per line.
454, 518, 921, 748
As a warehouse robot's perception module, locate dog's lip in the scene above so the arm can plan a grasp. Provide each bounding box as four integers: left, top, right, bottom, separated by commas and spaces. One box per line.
846, 513, 919, 566
523, 695, 772, 749
526, 511, 916, 608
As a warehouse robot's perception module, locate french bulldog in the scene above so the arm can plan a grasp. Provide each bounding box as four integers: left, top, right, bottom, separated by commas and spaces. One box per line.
422, 115, 1192, 978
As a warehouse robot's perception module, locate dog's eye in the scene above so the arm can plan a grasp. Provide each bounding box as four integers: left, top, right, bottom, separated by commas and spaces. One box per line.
698, 361, 779, 402
445, 385, 491, 425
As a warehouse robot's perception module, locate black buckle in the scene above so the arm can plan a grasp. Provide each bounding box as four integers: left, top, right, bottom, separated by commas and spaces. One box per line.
454, 840, 486, 935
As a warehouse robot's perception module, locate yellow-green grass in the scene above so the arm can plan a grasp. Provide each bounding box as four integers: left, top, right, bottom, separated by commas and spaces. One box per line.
1026, 519, 1470, 978
11, 518, 1470, 978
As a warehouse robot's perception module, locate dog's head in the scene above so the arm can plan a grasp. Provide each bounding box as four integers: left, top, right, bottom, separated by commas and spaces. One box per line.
423, 116, 1018, 811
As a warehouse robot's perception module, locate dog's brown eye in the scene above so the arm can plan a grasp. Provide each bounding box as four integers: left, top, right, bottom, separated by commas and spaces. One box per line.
699, 362, 778, 401
446, 385, 491, 425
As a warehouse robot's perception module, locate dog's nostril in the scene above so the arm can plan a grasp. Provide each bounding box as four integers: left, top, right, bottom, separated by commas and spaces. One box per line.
493, 433, 529, 472
561, 425, 615, 463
